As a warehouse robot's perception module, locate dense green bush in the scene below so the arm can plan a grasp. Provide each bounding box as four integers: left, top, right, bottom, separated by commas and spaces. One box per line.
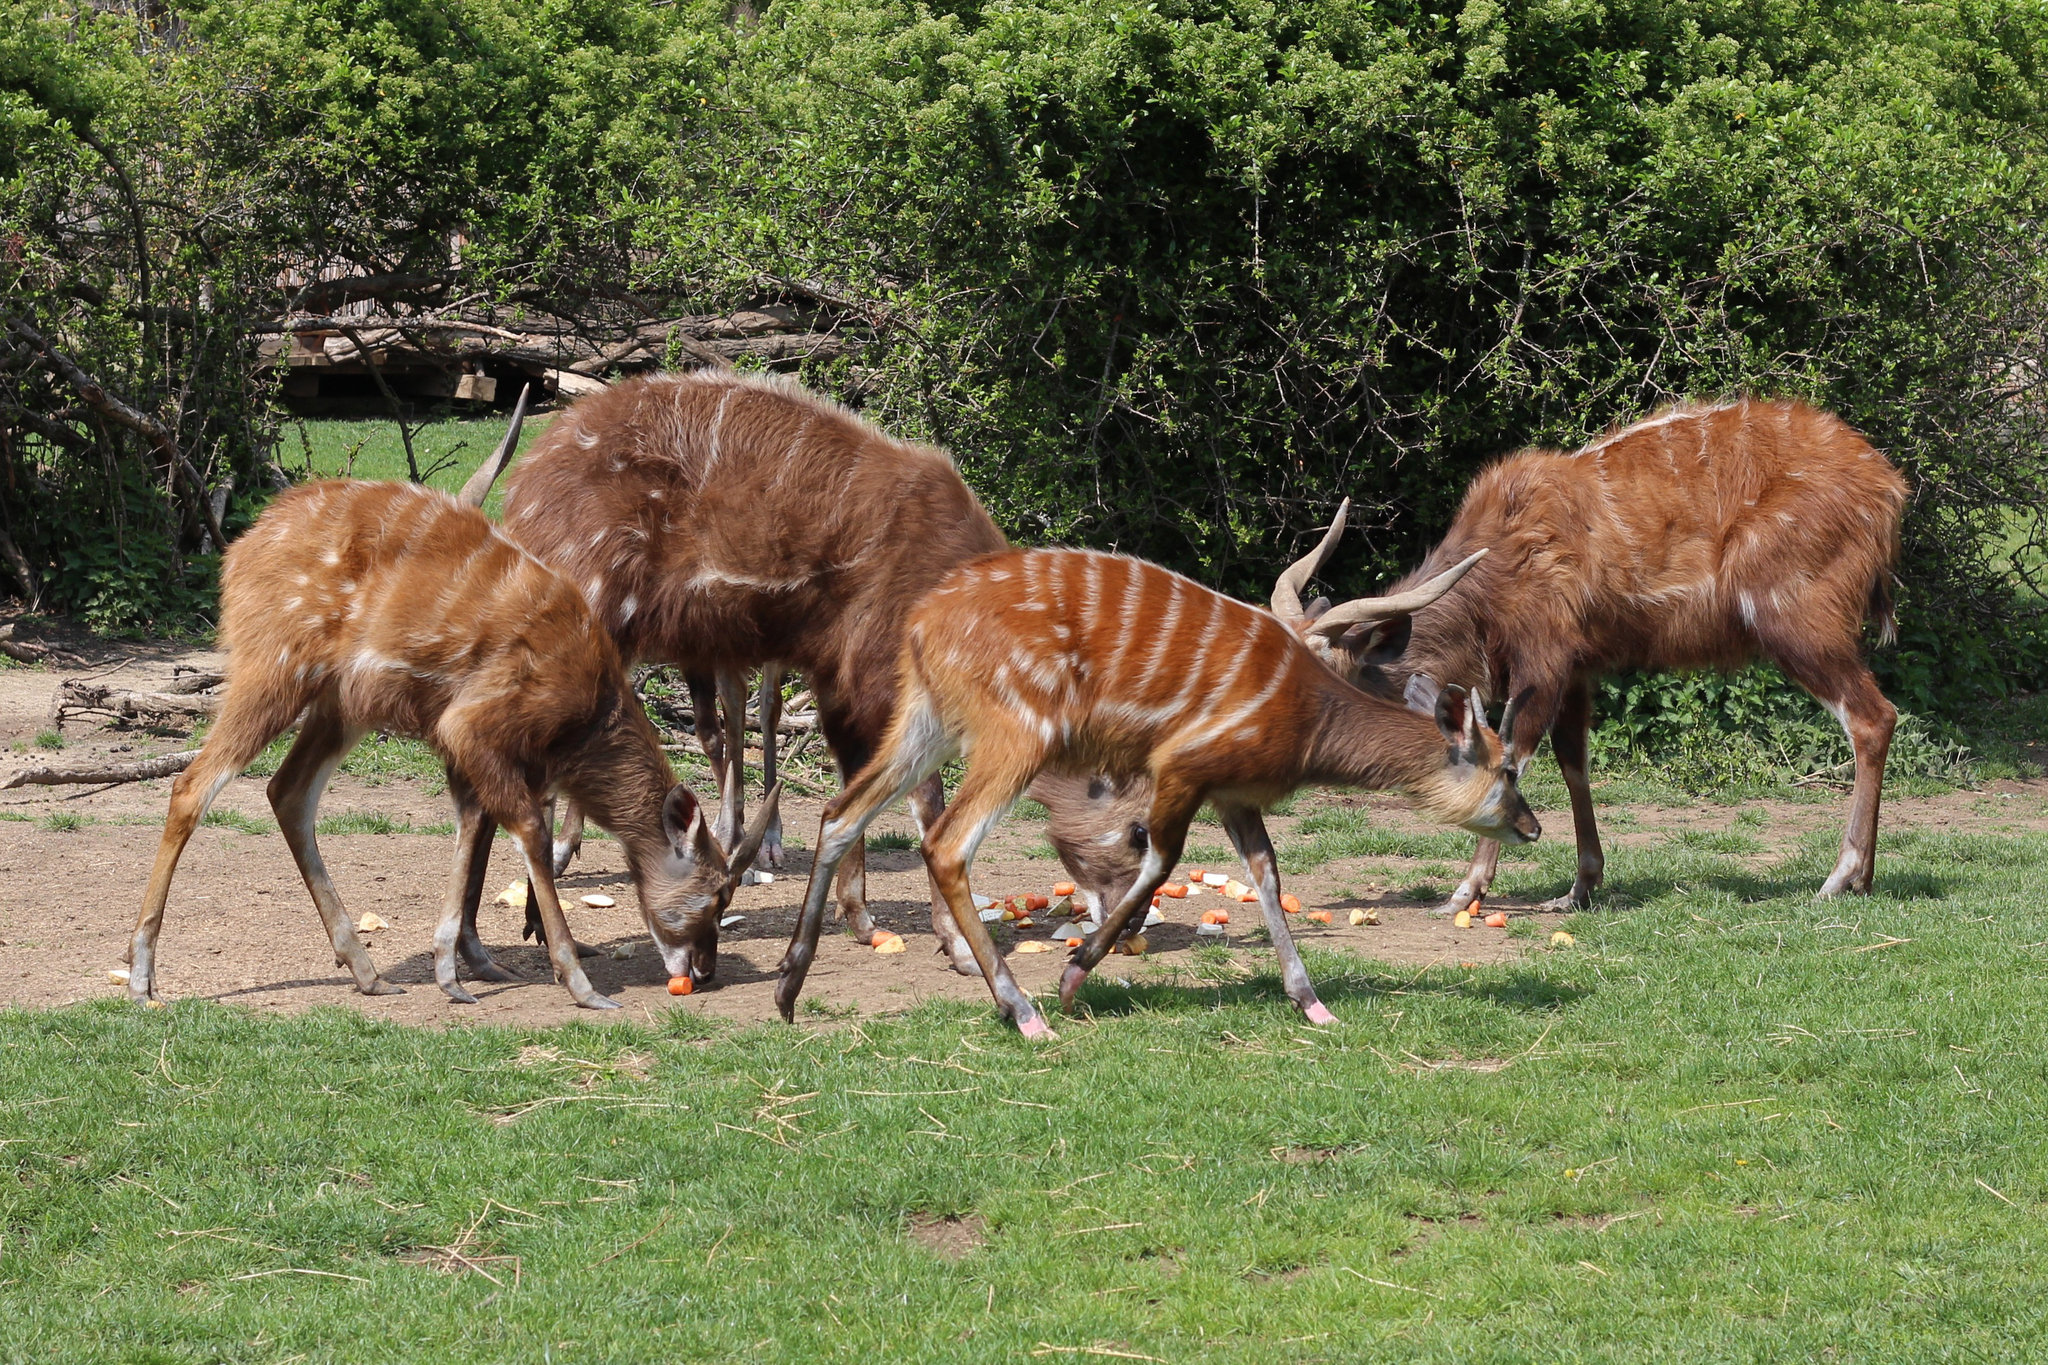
3, 1, 2045, 763
653, 0, 2048, 720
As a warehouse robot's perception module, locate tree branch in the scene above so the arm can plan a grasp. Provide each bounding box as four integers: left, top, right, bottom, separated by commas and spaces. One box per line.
7, 318, 229, 552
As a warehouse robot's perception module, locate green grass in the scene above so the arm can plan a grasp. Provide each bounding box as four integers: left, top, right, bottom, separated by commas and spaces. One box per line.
240, 730, 448, 793
7, 826, 2048, 1358
283, 412, 555, 516
37, 811, 87, 832
200, 809, 271, 836
33, 729, 63, 751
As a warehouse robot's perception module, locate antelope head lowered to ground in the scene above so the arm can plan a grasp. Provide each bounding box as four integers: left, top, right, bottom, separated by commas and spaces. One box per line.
774, 547, 1538, 1038
130, 477, 776, 1010
491, 368, 1162, 976
1271, 398, 1908, 914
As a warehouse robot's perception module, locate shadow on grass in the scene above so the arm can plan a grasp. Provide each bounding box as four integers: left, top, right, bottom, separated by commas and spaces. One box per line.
1070, 959, 1591, 1020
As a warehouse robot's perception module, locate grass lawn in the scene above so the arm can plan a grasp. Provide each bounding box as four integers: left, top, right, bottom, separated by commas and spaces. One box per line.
280, 411, 556, 516
7, 822, 2048, 1361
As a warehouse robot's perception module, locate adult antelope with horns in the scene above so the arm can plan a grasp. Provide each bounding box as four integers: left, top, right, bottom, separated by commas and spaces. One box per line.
774, 548, 1539, 1037
494, 369, 1167, 972
1271, 398, 1908, 915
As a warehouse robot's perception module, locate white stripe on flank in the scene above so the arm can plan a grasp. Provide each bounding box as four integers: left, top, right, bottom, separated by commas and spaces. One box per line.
704, 387, 736, 477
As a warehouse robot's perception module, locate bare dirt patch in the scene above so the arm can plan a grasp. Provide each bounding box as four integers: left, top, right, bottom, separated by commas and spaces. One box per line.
907, 1213, 987, 1260
3, 635, 2044, 1031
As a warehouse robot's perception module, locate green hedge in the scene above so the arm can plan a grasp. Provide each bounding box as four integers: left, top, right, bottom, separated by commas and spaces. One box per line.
5, 0, 2046, 748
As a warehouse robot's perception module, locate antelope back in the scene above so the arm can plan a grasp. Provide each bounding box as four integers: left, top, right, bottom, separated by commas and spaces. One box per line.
499, 370, 1006, 685
221, 480, 620, 752
1295, 398, 1909, 698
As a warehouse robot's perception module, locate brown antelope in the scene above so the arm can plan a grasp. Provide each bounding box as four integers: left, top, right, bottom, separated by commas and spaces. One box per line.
1271, 398, 1907, 914
128, 478, 777, 1010
773, 548, 1540, 1037
496, 369, 1135, 974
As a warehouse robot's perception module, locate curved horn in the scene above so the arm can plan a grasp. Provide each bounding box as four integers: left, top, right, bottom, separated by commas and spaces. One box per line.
1270, 498, 1350, 623
456, 382, 532, 508
1305, 548, 1489, 640
1497, 685, 1536, 748
725, 781, 784, 883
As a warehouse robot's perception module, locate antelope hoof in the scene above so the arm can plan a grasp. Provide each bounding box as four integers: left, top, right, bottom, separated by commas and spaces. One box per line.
1014, 1009, 1057, 1041
441, 982, 480, 1005
573, 938, 602, 960
762, 829, 785, 869
1539, 890, 1591, 913
1303, 1000, 1338, 1027
465, 959, 523, 983
773, 975, 803, 1023
360, 978, 406, 997
1057, 962, 1089, 1011
939, 944, 979, 977
1430, 890, 1479, 919
576, 991, 622, 1010
551, 842, 578, 877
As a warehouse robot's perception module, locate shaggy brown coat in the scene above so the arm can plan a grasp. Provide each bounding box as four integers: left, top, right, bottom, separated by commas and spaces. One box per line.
1291, 397, 1907, 910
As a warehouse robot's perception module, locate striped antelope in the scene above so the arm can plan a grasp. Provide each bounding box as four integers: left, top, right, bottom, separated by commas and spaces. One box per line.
128, 479, 777, 1010
1272, 398, 1908, 914
496, 369, 1150, 972
773, 548, 1539, 1036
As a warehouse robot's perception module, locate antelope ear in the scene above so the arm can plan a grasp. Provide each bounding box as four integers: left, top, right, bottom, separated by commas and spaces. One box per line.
661, 784, 705, 865
1433, 684, 1475, 758
1404, 673, 1442, 715
1336, 615, 1411, 665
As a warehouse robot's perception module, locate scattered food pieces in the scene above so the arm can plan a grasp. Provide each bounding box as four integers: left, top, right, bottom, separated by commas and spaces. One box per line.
1280, 893, 1302, 914
1115, 935, 1148, 956
1143, 908, 1165, 928
873, 932, 907, 954
1306, 910, 1333, 924
494, 880, 528, 908
1162, 883, 1189, 899
1222, 878, 1251, 900
742, 869, 775, 886
1188, 868, 1208, 883
1200, 908, 1230, 926
356, 912, 389, 933
1064, 936, 1084, 948
1052, 881, 1076, 897
1362, 907, 1381, 925
980, 907, 1004, 923
1348, 908, 1370, 927
720, 914, 744, 929
1202, 872, 1229, 888
1016, 940, 1051, 953
107, 968, 130, 985
145, 999, 166, 1010
1196, 921, 1226, 937
1025, 894, 1050, 912
1470, 897, 1485, 915
609, 942, 636, 960
668, 975, 693, 996
1551, 930, 1576, 947
1484, 910, 1509, 929
580, 893, 616, 909
1453, 910, 1472, 929
1016, 917, 1036, 929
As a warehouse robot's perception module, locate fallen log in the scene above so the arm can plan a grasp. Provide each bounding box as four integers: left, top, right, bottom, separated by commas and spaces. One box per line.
51, 680, 220, 727
3, 749, 197, 790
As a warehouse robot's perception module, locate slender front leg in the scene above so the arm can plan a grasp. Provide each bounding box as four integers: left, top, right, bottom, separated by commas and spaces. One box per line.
266, 709, 399, 996
438, 770, 521, 1003
1217, 803, 1333, 1024
549, 793, 585, 877
1439, 676, 1563, 916
690, 672, 726, 786
508, 805, 618, 1010
909, 771, 978, 976
1540, 679, 1603, 911
757, 665, 785, 868
716, 670, 750, 852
